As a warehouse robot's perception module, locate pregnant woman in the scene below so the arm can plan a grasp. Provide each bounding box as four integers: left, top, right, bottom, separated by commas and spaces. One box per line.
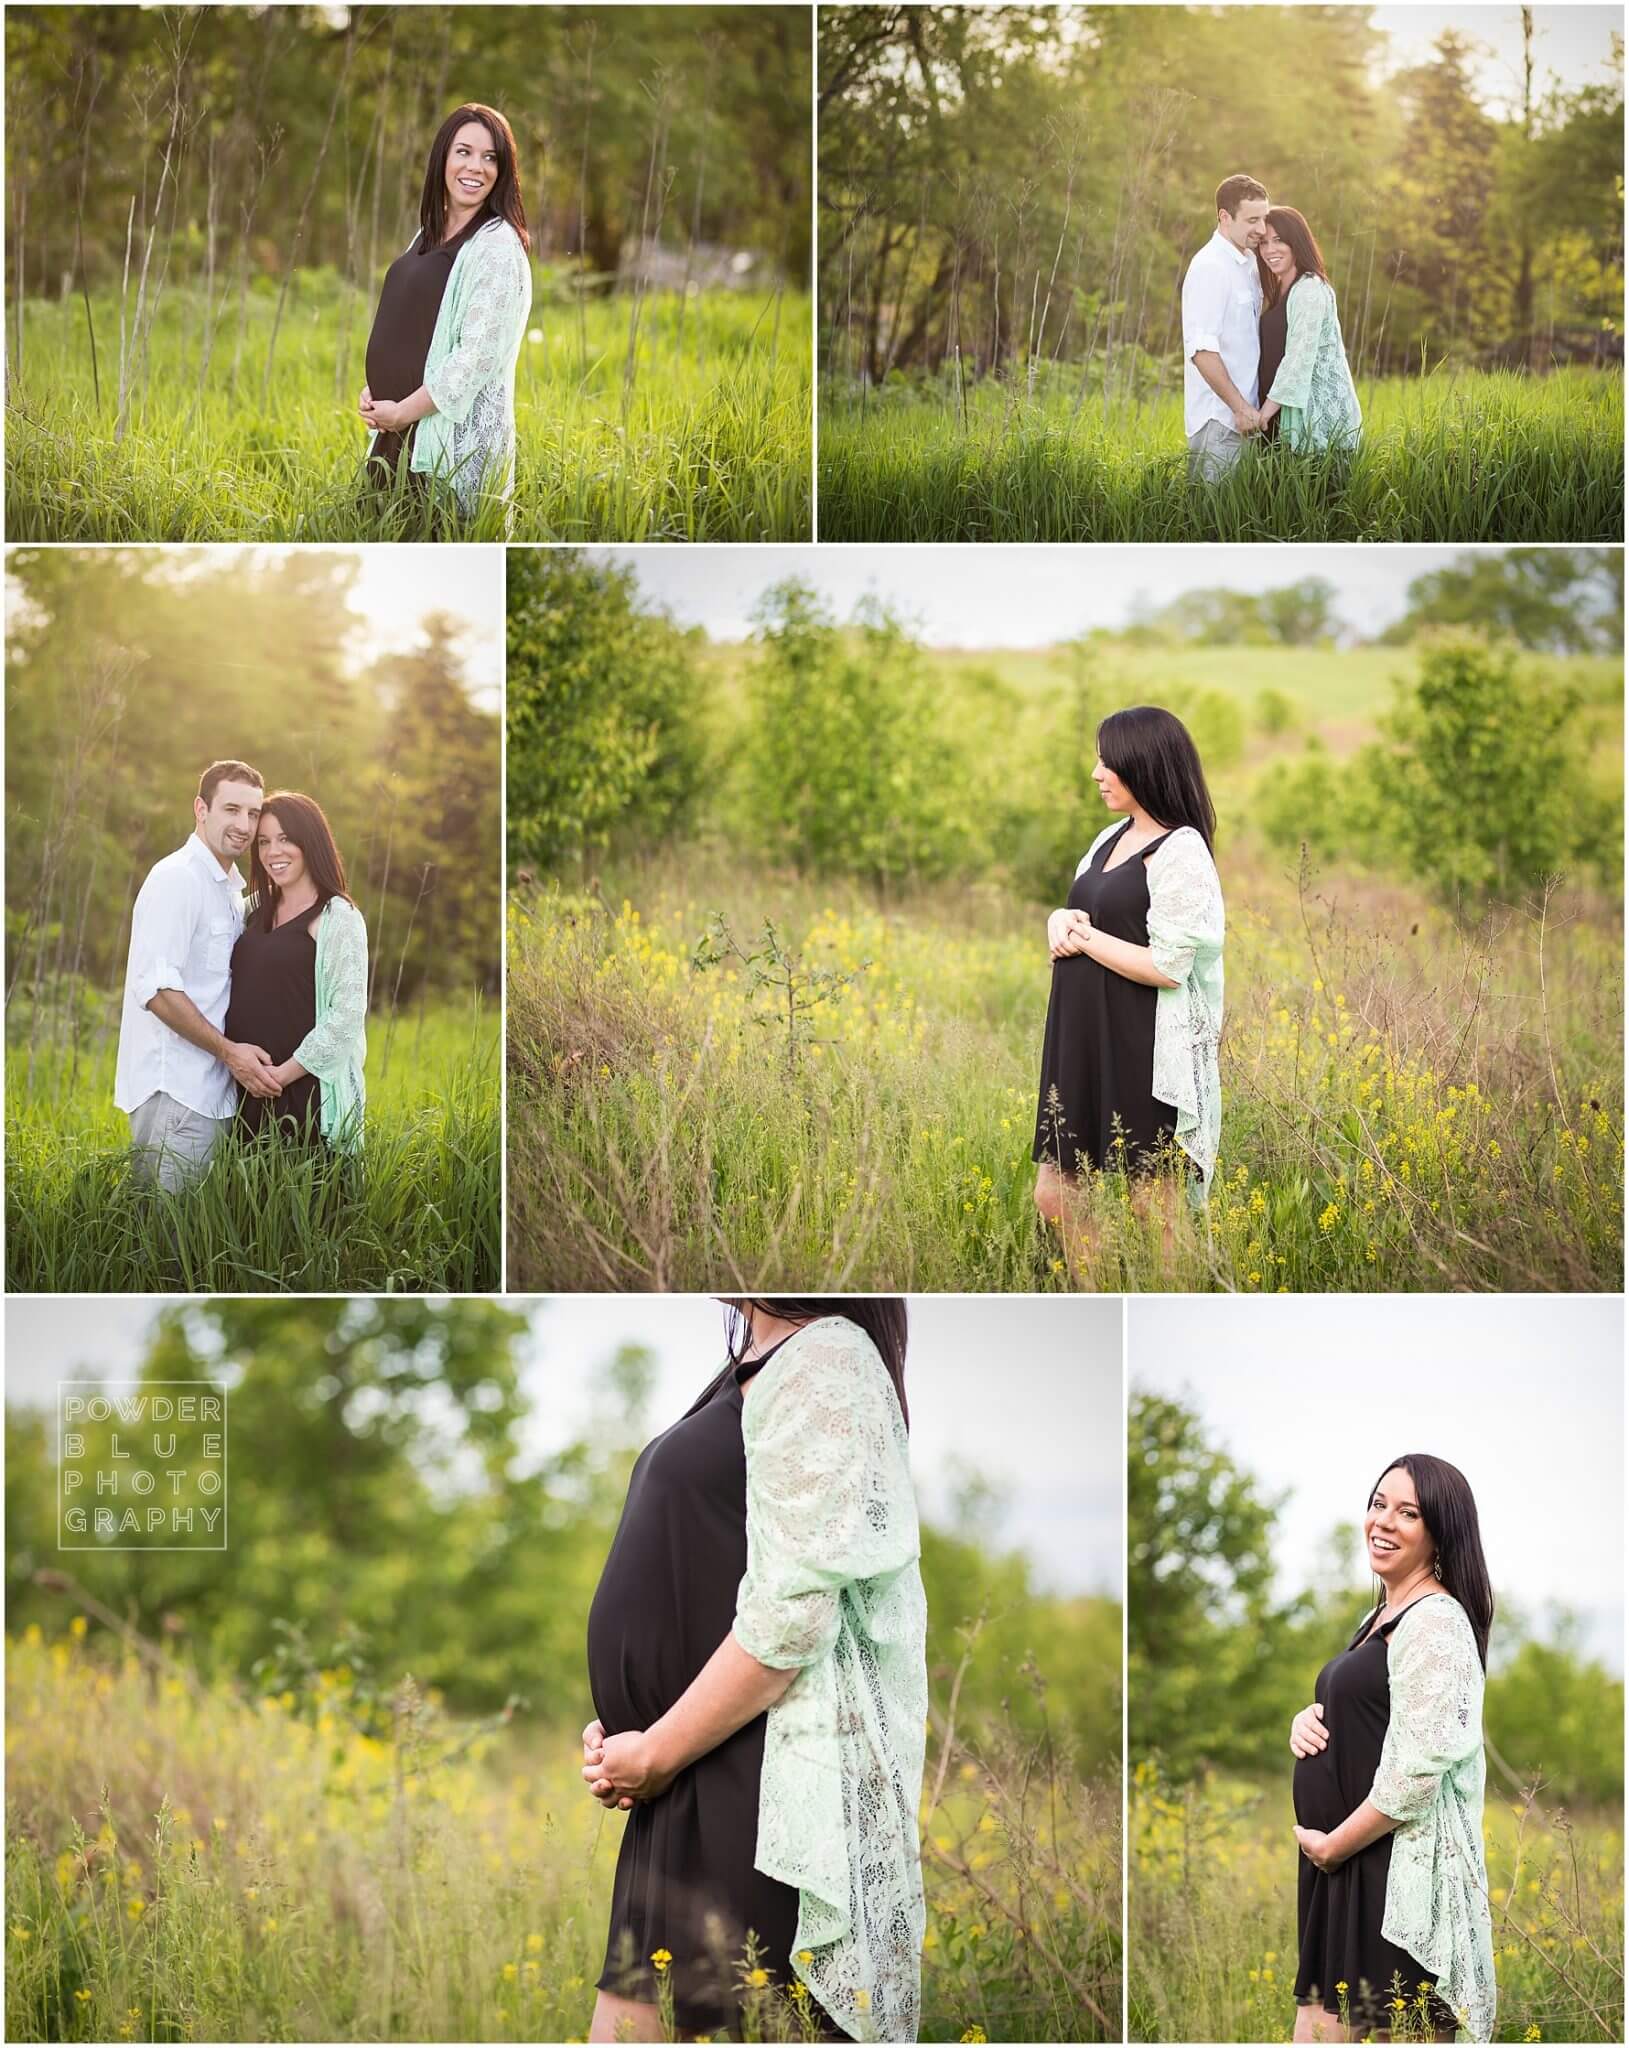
1255, 206, 1362, 455
359, 102, 532, 530
1033, 705, 1225, 1258
225, 792, 368, 1154
581, 1299, 927, 2044
1289, 1455, 1496, 2044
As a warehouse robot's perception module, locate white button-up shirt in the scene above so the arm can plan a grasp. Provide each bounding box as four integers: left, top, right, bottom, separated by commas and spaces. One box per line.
1182, 228, 1263, 436
114, 832, 247, 1118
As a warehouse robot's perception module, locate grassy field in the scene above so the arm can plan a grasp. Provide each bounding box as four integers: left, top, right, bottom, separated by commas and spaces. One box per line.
817, 368, 1623, 542
2, 1620, 1120, 2044
506, 850, 1622, 1294
5, 272, 810, 542
4, 997, 500, 1292
1129, 1765, 1625, 2043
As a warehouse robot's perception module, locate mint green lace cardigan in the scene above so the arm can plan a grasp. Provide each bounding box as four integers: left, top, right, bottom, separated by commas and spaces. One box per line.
1370, 1594, 1496, 2042
293, 896, 368, 1153
370, 218, 532, 519
1267, 274, 1362, 453
1078, 821, 1225, 1193
732, 1317, 928, 2043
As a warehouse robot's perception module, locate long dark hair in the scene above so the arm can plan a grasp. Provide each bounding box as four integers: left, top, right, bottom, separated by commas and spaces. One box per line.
420, 103, 531, 252
1368, 1453, 1494, 1670
724, 1298, 909, 1426
1096, 705, 1217, 851
248, 791, 352, 930
1258, 204, 1329, 309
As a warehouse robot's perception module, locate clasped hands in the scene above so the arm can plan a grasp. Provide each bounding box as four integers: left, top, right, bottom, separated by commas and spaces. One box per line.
581, 1718, 676, 1812
357, 384, 410, 435
225, 1041, 283, 1100
1231, 400, 1279, 438
1047, 908, 1094, 961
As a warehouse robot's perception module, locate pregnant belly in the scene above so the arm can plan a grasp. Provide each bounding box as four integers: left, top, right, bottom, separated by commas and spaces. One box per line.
1292, 1750, 1348, 1834
586, 1580, 686, 1737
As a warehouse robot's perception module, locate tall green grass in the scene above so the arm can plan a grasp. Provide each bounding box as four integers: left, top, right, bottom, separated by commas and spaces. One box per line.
1130, 1767, 1624, 2043
6, 272, 810, 542
5, 997, 500, 1292
4, 1620, 1119, 2043
506, 853, 1622, 1293
817, 367, 1623, 541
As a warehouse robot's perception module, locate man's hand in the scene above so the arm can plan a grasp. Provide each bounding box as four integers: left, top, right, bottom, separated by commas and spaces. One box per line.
583, 1727, 677, 1805
1232, 403, 1262, 437
225, 1042, 282, 1098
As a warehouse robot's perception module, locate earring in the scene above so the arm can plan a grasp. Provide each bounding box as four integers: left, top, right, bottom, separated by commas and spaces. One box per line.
1433, 1556, 1443, 1581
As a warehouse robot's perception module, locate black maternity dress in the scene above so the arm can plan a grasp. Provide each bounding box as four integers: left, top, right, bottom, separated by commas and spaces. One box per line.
1293, 1599, 1458, 2036
586, 1343, 840, 2039
1032, 819, 1180, 1177
223, 901, 324, 1143
1258, 293, 1288, 444
361, 211, 488, 496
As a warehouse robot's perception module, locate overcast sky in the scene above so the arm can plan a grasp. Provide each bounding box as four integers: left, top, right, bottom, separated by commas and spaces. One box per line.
1130, 1295, 1624, 1672
592, 543, 1489, 647
5, 1296, 1126, 1602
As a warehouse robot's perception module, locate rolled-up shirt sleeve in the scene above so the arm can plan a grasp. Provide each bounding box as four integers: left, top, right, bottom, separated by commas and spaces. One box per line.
127, 867, 196, 1011
1182, 256, 1231, 361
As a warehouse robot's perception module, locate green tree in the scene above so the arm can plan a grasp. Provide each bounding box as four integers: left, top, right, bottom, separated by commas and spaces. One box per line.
505, 549, 704, 872
1379, 548, 1624, 654
1127, 1391, 1308, 1775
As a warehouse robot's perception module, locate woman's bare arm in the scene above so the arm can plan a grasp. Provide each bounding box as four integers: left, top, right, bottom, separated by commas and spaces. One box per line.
584, 1633, 796, 1804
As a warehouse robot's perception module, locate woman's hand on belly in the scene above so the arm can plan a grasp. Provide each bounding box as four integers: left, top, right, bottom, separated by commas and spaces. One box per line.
1289, 1701, 1328, 1758
1048, 909, 1094, 960
358, 385, 377, 426
583, 1724, 677, 1806
1293, 1825, 1346, 1873
582, 1718, 635, 1811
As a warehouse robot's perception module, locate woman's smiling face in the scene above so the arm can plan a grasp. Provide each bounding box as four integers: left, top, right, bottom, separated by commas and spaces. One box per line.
257, 812, 307, 895
1365, 1465, 1433, 1585
445, 122, 499, 210
1259, 223, 1295, 280
1091, 756, 1134, 812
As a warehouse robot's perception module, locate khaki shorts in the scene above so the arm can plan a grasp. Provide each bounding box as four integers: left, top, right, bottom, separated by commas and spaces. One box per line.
1188, 418, 1246, 481
128, 1091, 228, 1193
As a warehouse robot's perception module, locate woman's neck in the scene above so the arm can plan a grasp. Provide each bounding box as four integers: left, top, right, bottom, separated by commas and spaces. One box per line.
742, 1307, 806, 1359
442, 199, 483, 244
1125, 803, 1167, 837
272, 879, 319, 923
1379, 1568, 1438, 1613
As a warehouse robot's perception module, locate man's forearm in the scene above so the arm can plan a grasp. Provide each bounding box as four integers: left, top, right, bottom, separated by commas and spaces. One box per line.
146, 988, 231, 1060
1191, 350, 1251, 417
647, 1632, 797, 1776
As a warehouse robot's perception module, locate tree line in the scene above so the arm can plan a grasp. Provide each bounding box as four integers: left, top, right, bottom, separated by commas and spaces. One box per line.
506, 548, 1622, 906
819, 5, 1624, 389
5, 548, 501, 1027
4, 4, 811, 323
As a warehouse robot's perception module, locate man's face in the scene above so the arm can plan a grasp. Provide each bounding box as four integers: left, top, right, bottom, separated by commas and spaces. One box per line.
194, 779, 262, 865
1218, 198, 1268, 252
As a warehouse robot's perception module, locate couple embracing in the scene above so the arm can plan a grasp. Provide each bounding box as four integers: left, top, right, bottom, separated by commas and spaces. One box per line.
1183, 171, 1363, 480
114, 761, 368, 1192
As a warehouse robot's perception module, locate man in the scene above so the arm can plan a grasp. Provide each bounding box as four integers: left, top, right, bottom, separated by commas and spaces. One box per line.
114, 759, 282, 1191
1181, 172, 1269, 481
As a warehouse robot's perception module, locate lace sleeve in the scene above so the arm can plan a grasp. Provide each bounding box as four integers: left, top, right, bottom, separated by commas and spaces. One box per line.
734, 1322, 918, 1672
294, 900, 368, 1081
1268, 276, 1330, 411
1146, 828, 1225, 985
426, 227, 529, 426
1371, 1598, 1484, 1823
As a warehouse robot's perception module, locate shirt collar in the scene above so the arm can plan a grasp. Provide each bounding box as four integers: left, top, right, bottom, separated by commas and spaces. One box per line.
1210, 228, 1253, 269
187, 830, 242, 889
